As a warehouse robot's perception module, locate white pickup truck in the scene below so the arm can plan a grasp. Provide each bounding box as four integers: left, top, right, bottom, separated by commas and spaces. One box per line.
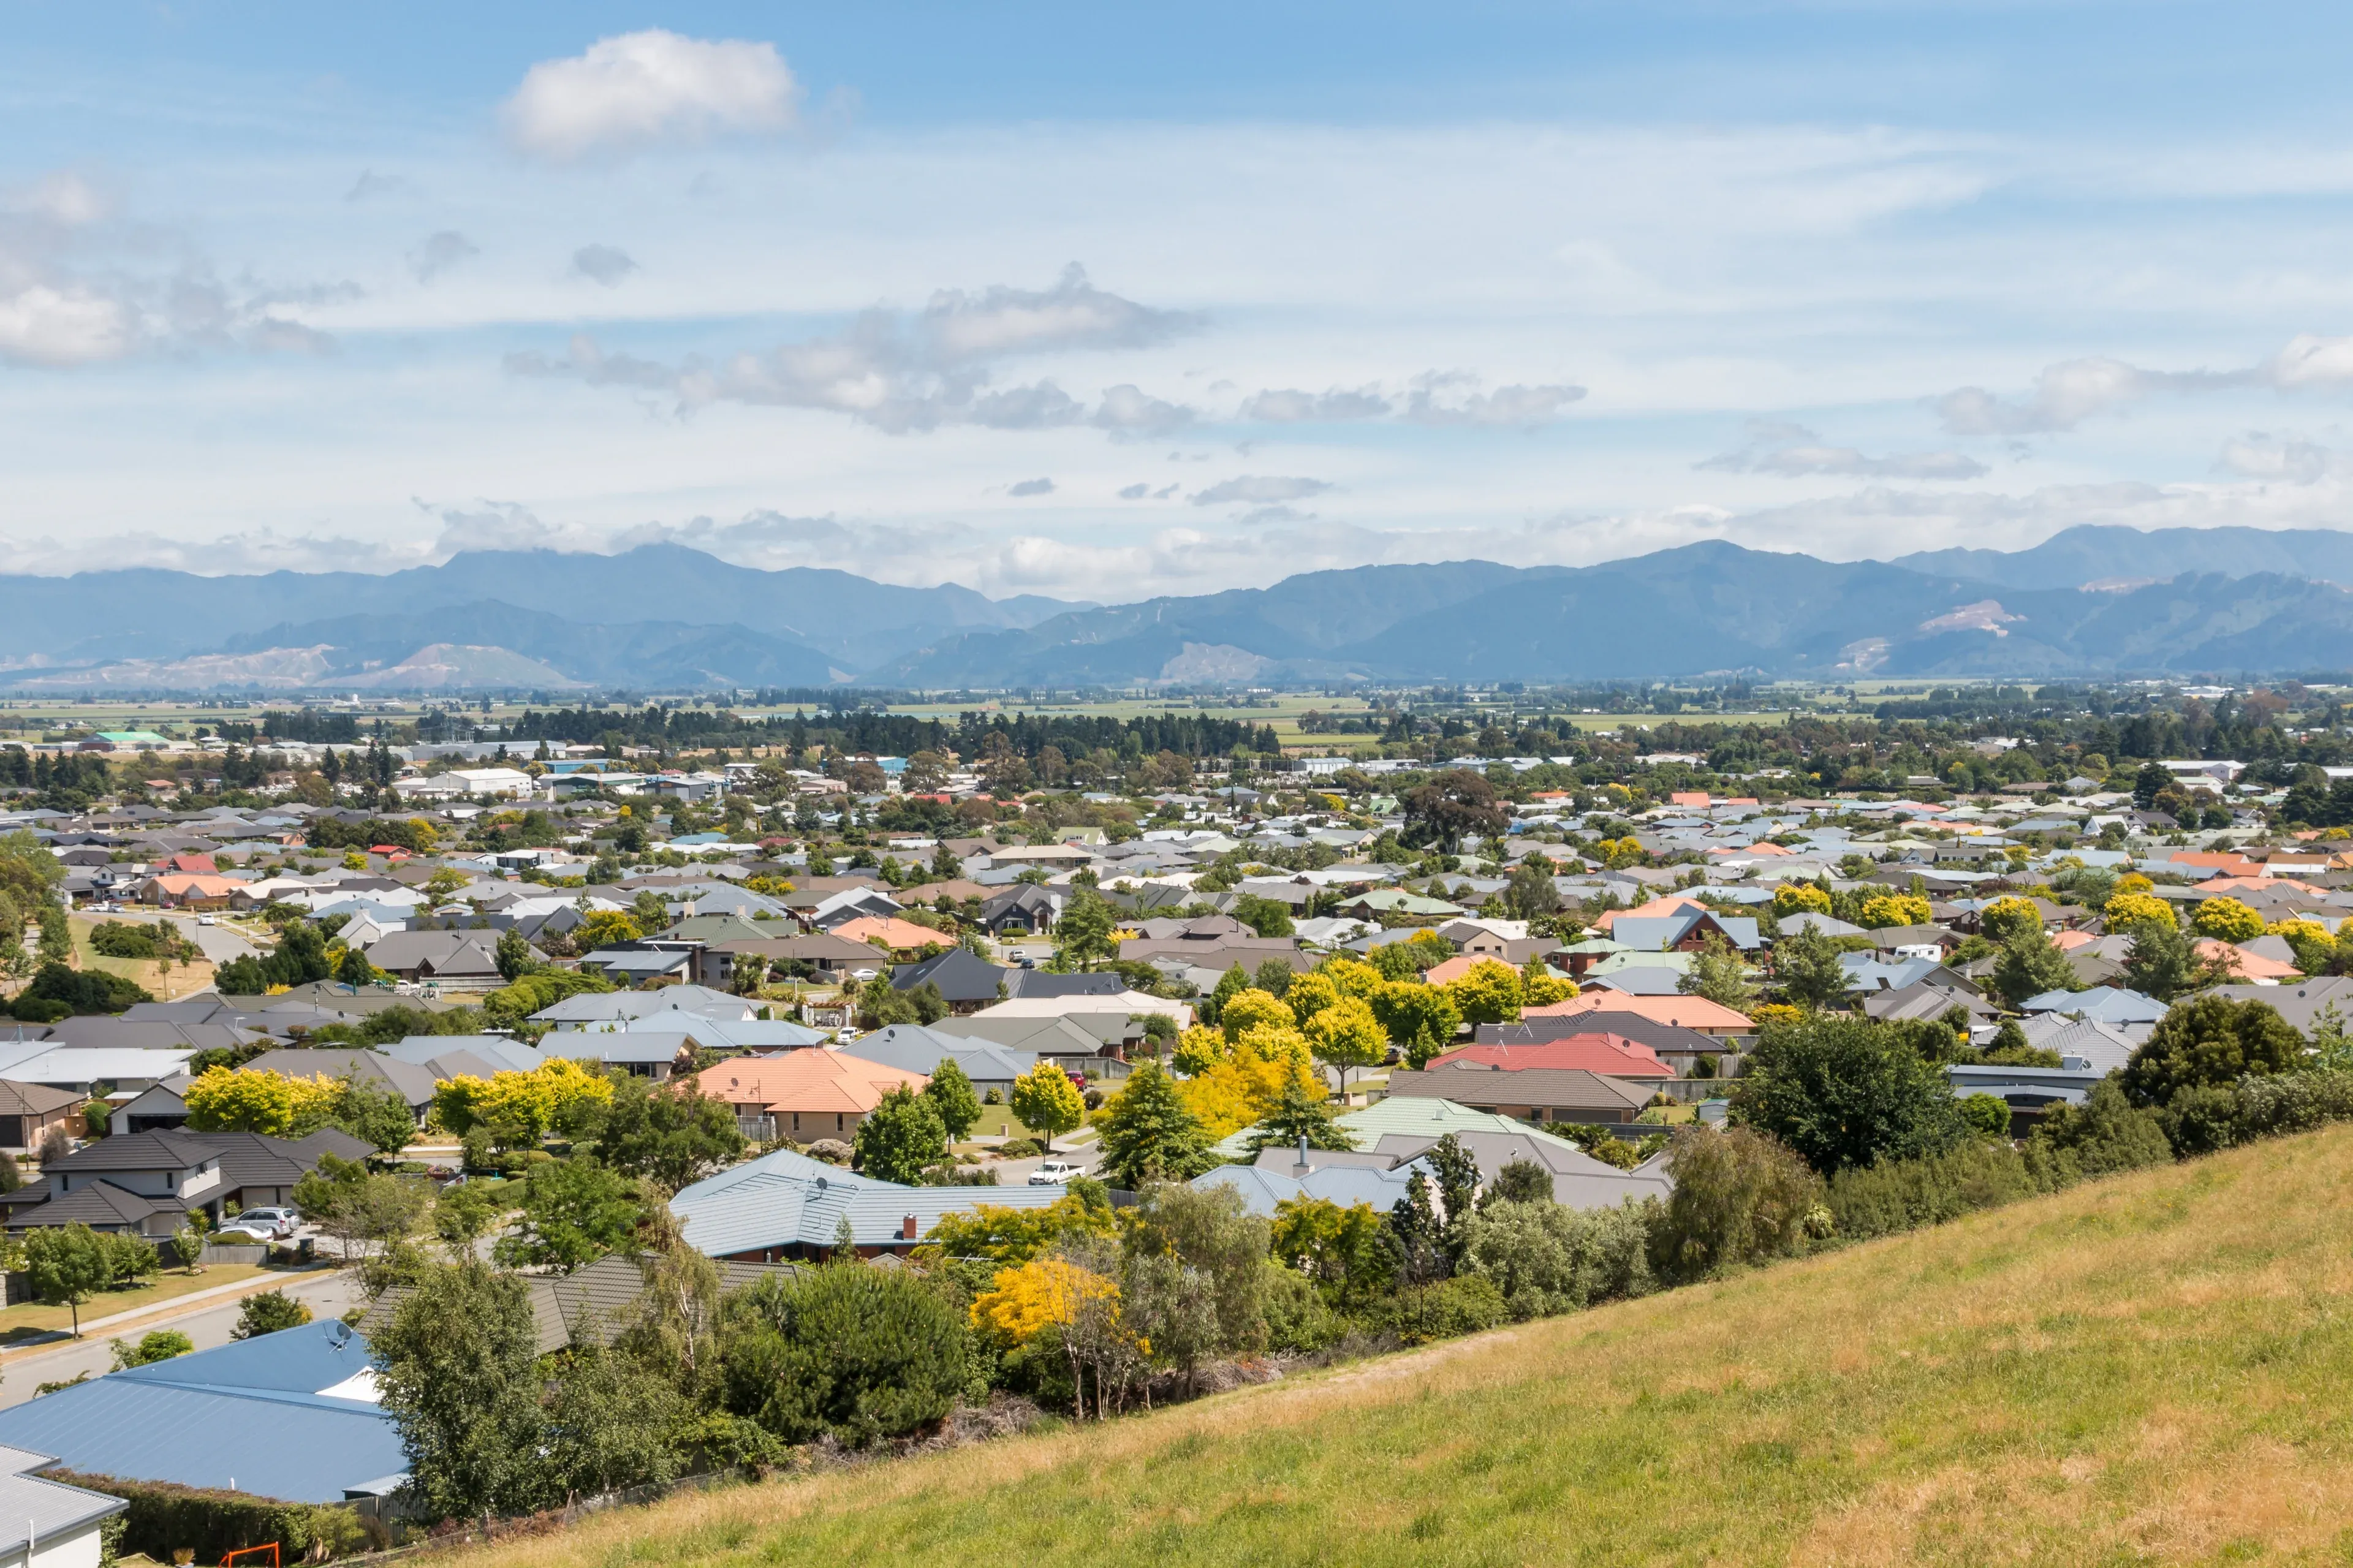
1028, 1159, 1082, 1186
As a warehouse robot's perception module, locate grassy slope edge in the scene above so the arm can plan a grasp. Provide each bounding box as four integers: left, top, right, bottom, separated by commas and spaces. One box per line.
464, 1123, 2353, 1567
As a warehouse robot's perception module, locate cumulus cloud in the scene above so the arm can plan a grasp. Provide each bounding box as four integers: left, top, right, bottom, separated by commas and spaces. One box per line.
1238, 385, 1391, 422
1700, 421, 1987, 479
2215, 431, 2351, 484
1934, 333, 2353, 437
1403, 373, 1585, 428
1007, 477, 1055, 496
570, 244, 639, 286
508, 266, 1199, 437
502, 29, 800, 162
1191, 475, 1332, 506
410, 230, 479, 284
1118, 483, 1151, 499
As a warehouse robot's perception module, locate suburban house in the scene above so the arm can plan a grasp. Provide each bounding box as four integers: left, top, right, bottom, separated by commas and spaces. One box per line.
0, 1450, 126, 1567
1384, 1062, 1657, 1124
238, 1047, 441, 1124
0, 1081, 86, 1153
0, 1320, 407, 1507
890, 948, 1010, 1013
830, 915, 957, 960
109, 1074, 194, 1136
530, 985, 759, 1031
977, 884, 1061, 936
1426, 1034, 1675, 1079
669, 1146, 1066, 1263
1477, 1012, 1736, 1075
360, 929, 531, 988
691, 1051, 930, 1142
839, 1025, 1036, 1097
1, 1127, 374, 1235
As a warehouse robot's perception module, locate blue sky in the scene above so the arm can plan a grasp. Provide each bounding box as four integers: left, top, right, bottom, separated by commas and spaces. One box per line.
5, 1, 2353, 600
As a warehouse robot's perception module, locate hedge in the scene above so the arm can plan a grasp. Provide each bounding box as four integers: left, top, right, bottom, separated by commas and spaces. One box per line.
45, 1472, 373, 1563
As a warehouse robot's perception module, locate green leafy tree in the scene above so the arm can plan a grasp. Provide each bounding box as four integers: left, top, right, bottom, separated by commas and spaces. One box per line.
1371, 980, 1461, 1069
1678, 932, 1758, 1010
1501, 860, 1561, 922
169, 1225, 204, 1273
593, 1074, 745, 1191
923, 1058, 982, 1143
494, 1156, 640, 1273
1401, 768, 1509, 852
2121, 919, 2221, 1003
1771, 923, 1849, 1010
2120, 994, 2305, 1108
493, 928, 542, 982
232, 1289, 314, 1339
1991, 930, 2080, 1010
2027, 1080, 2174, 1179
542, 1343, 687, 1496
335, 1076, 419, 1156
433, 1182, 500, 1249
374, 1260, 554, 1520
23, 1224, 113, 1336
1246, 1076, 1358, 1154
1051, 888, 1120, 971
1650, 1126, 1825, 1282
1270, 1195, 1401, 1310
718, 1265, 969, 1447
1960, 1093, 2012, 1137
1732, 1013, 1969, 1176
1095, 1062, 1216, 1187
109, 1330, 194, 1369
1010, 1061, 1085, 1152
851, 1084, 949, 1184
1230, 894, 1295, 939
1302, 994, 1387, 1093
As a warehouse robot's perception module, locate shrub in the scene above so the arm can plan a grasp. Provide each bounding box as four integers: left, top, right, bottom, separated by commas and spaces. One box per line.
1826, 1138, 2037, 1243
2121, 994, 2303, 1108
1732, 1013, 1968, 1175
1650, 1127, 1825, 1282
232, 1290, 314, 1339
1457, 1198, 1658, 1320
719, 1266, 969, 1447
2229, 1070, 2353, 1143
1383, 1274, 1509, 1344
2024, 1080, 2173, 1185
1260, 1260, 1346, 1352
50, 1472, 369, 1565
1960, 1093, 2012, 1137
996, 1137, 1043, 1159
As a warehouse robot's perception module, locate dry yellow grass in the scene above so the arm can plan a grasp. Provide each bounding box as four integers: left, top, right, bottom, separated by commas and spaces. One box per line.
454, 1123, 2353, 1568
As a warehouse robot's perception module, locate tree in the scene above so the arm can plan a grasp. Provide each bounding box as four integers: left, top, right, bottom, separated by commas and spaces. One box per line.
719, 1265, 969, 1447
1302, 994, 1387, 1093
1401, 768, 1509, 853
593, 1074, 745, 1191
1856, 893, 1931, 930
336, 1076, 420, 1157
923, 1058, 982, 1143
1230, 893, 1295, 939
1011, 1062, 1085, 1152
294, 1154, 431, 1284
335, 945, 380, 987
23, 1225, 113, 1336
183, 1067, 338, 1137
2120, 994, 2305, 1108
577, 909, 642, 949
1371, 980, 1461, 1068
494, 1155, 641, 1273
1270, 1196, 1400, 1310
851, 1084, 949, 1185
1772, 882, 1832, 917
1771, 923, 1849, 1010
1732, 1013, 1969, 1175
1991, 930, 2080, 1010
232, 1289, 314, 1339
2191, 896, 2265, 943
2028, 1079, 2173, 1178
1051, 888, 1120, 971
493, 928, 542, 982
1123, 1180, 1272, 1362
2103, 892, 2177, 934
1094, 1063, 1216, 1187
1678, 933, 1758, 1010
169, 1225, 204, 1273
110, 1330, 194, 1369
1501, 859, 1561, 922
1219, 988, 1294, 1042
1245, 1076, 1357, 1154
376, 1260, 553, 1520
2121, 918, 2218, 1003
1444, 960, 1525, 1026
434, 1181, 499, 1249
1978, 896, 2045, 945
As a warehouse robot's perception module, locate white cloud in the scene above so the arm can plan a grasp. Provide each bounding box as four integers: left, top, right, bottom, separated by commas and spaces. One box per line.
922, 263, 1199, 360
410, 231, 479, 284
0, 284, 131, 366
502, 30, 800, 162
1238, 385, 1391, 422
1007, 477, 1055, 496
1934, 333, 2353, 438
2215, 431, 2351, 485
1700, 422, 1986, 479
570, 244, 639, 286
1191, 475, 1331, 506
1091, 384, 1192, 439
2266, 334, 2353, 389
1403, 373, 1585, 428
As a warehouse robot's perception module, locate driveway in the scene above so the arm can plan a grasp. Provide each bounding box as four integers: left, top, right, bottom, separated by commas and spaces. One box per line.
0, 1267, 363, 1411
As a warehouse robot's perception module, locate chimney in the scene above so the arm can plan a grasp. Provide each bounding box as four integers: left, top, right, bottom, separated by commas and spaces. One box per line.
901, 1214, 918, 1240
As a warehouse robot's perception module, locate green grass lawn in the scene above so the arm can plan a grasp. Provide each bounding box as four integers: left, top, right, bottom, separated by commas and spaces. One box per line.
0, 1264, 273, 1341
457, 1121, 2353, 1568
67, 915, 216, 1001
960, 1107, 1040, 1140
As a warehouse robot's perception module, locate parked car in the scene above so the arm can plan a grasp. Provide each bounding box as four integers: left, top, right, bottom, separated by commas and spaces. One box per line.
227, 1206, 298, 1238
210, 1220, 279, 1244
196, 914, 218, 925
1028, 1159, 1082, 1186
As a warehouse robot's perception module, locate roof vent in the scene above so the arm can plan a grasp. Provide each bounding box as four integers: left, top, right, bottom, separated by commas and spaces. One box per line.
901, 1213, 918, 1240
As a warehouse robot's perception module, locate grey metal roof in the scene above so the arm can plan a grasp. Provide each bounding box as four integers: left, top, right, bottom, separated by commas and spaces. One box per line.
670, 1151, 1064, 1259
840, 1028, 1036, 1086
0, 1321, 404, 1504
0, 1448, 126, 1545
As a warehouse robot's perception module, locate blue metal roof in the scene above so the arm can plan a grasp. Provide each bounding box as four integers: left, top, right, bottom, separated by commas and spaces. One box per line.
670, 1150, 1065, 1258
0, 1322, 404, 1504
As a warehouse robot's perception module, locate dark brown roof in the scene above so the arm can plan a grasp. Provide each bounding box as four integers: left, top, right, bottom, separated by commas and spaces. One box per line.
0, 1081, 85, 1116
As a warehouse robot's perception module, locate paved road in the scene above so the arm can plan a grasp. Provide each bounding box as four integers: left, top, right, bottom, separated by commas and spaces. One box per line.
986, 1129, 1105, 1188
101, 909, 260, 963
0, 1269, 362, 1409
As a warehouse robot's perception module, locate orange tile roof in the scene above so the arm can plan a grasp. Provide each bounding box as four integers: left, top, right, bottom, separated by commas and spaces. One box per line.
2196, 939, 2302, 981
693, 1049, 927, 1115
1520, 991, 1756, 1031
1669, 792, 1710, 808
1428, 1032, 1673, 1078
1420, 954, 1524, 987
1591, 895, 1709, 934
832, 915, 955, 952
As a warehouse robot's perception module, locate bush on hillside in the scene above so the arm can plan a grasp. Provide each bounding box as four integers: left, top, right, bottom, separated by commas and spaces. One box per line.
2024, 1080, 2173, 1184
1827, 1137, 2039, 1243
1732, 1013, 1968, 1176
1381, 1274, 1508, 1345
2120, 994, 2303, 1108
1457, 1197, 1658, 1320
1650, 1126, 1825, 1282
719, 1265, 969, 1448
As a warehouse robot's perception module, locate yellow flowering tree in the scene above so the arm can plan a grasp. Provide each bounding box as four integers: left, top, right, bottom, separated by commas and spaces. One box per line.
1283, 971, 1340, 1025
1218, 988, 1294, 1042
183, 1067, 340, 1137
1773, 882, 1832, 916
920, 1194, 1115, 1268
2191, 896, 2265, 944
1857, 893, 1931, 930
433, 1058, 615, 1141
1319, 956, 1385, 999
1170, 1025, 1229, 1077
2103, 892, 2177, 934
1176, 1023, 1322, 1138
1302, 994, 1386, 1093
1444, 958, 1525, 1025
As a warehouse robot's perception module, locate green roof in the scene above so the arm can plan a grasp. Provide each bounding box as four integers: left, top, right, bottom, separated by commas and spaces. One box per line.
1211, 1093, 1599, 1159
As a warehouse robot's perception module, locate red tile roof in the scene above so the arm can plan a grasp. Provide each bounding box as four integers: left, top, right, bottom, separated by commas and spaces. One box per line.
1427, 1031, 1673, 1078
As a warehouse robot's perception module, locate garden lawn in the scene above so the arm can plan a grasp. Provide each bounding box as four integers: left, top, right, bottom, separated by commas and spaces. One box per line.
458, 1119, 2353, 1568
0, 1264, 273, 1342
66, 915, 216, 1001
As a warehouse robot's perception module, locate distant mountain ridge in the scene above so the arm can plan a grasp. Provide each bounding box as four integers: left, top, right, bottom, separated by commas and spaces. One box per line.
6, 526, 2353, 689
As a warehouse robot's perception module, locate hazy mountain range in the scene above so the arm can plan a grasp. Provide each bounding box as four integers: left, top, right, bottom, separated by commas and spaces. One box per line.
7, 526, 2353, 691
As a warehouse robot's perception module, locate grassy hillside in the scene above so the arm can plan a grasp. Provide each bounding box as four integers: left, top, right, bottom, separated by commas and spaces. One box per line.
461, 1125, 2353, 1567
